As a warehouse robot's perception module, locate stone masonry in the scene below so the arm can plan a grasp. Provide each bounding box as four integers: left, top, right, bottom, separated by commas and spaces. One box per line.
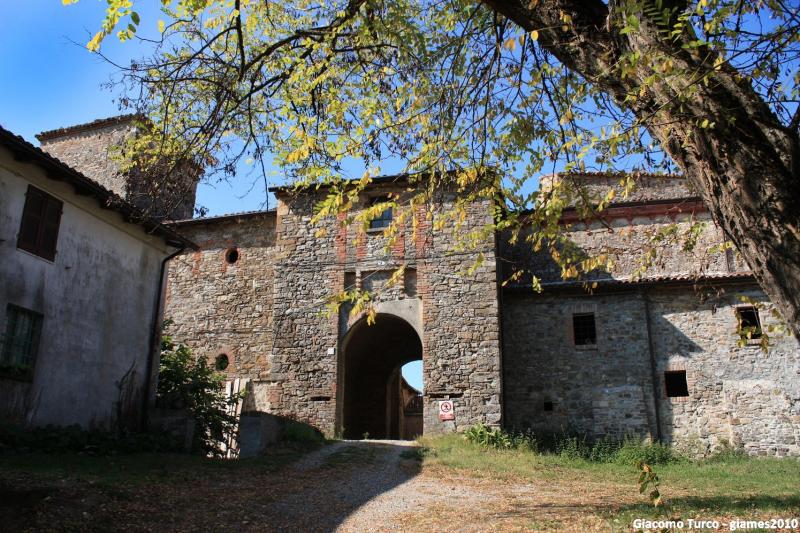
37, 115, 198, 220
166, 177, 503, 438
157, 168, 799, 454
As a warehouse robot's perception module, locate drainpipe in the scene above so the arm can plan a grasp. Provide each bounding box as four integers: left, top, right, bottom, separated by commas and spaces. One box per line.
641, 288, 663, 442
140, 243, 186, 429
494, 227, 506, 429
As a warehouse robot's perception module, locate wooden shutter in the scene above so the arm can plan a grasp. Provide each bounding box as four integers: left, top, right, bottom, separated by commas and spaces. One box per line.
39, 196, 63, 261
17, 186, 62, 261
17, 187, 45, 251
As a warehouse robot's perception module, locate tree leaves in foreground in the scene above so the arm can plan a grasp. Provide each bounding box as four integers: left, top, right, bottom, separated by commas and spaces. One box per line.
71, 0, 800, 337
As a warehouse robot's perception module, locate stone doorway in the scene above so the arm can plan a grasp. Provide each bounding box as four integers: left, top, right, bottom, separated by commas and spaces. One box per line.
339, 314, 423, 439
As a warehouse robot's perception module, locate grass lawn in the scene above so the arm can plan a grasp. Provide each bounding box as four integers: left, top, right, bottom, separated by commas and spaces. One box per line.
415, 434, 800, 531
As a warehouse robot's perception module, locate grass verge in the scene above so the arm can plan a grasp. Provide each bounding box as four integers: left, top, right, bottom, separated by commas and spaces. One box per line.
416, 434, 800, 529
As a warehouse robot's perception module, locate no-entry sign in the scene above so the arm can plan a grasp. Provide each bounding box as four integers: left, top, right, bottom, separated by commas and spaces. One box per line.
438, 400, 455, 421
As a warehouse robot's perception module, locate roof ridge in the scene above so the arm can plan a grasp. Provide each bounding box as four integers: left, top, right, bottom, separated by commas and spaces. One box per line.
36, 114, 144, 141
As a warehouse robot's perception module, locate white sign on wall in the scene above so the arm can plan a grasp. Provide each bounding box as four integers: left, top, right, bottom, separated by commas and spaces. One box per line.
438, 400, 455, 421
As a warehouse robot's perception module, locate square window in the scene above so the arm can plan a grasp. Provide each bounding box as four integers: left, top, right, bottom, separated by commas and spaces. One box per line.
736, 306, 762, 339
664, 370, 689, 397
368, 196, 393, 230
1, 305, 43, 379
572, 313, 597, 346
543, 401, 554, 412
17, 186, 63, 261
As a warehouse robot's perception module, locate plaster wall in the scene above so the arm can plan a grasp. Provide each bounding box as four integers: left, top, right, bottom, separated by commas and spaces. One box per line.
0, 147, 170, 429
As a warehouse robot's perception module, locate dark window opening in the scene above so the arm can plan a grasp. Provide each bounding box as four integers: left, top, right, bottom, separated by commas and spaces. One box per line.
368, 196, 393, 230
572, 313, 597, 346
17, 186, 63, 261
1, 305, 43, 380
215, 353, 230, 371
664, 370, 689, 397
543, 401, 554, 412
224, 247, 239, 264
736, 306, 762, 339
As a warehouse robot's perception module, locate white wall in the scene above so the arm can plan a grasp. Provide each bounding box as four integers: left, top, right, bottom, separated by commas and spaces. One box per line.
0, 146, 173, 429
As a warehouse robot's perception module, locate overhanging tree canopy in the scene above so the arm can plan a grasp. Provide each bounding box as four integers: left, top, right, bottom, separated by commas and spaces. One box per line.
72, 0, 800, 337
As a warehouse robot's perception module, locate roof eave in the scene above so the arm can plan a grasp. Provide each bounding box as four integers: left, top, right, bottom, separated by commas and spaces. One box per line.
0, 127, 197, 251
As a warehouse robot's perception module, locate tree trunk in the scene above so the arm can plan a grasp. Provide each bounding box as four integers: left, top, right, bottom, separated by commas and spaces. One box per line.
483, 0, 800, 338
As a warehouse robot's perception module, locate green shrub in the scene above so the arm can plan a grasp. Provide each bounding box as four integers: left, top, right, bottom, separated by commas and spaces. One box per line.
461, 425, 685, 466
156, 333, 242, 456
588, 435, 621, 462
615, 437, 677, 466
464, 423, 512, 449
707, 439, 747, 463
555, 433, 591, 460
509, 429, 538, 452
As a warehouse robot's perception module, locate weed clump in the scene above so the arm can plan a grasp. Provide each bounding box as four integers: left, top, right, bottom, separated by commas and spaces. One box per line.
463, 424, 682, 465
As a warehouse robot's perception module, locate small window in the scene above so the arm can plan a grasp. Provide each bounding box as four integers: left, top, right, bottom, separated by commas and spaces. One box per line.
572, 313, 597, 346
1, 305, 43, 379
664, 370, 689, 397
17, 186, 63, 261
736, 306, 762, 339
543, 401, 554, 412
368, 196, 393, 230
215, 353, 230, 371
224, 247, 239, 264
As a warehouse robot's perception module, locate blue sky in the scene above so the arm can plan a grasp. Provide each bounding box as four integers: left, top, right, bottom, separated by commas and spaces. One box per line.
0, 1, 269, 216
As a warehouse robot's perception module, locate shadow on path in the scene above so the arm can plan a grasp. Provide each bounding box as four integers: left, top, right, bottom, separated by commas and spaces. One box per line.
265, 440, 421, 532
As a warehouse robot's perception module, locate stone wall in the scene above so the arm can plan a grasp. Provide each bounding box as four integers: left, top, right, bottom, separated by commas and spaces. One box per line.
265, 183, 503, 436
540, 172, 696, 205
501, 204, 736, 287
160, 171, 798, 454
502, 284, 800, 456
38, 118, 135, 195
648, 287, 800, 456
38, 116, 197, 220
165, 179, 504, 438
501, 178, 798, 456
502, 290, 658, 439
164, 212, 277, 382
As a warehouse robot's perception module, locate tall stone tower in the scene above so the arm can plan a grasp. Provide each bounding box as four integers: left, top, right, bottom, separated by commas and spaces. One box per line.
36, 115, 199, 221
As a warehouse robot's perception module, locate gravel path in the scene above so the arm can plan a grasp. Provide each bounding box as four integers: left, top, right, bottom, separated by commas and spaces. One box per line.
263, 440, 495, 532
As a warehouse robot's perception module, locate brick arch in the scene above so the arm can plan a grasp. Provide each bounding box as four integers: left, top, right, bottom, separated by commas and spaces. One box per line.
338, 313, 423, 439
343, 298, 423, 341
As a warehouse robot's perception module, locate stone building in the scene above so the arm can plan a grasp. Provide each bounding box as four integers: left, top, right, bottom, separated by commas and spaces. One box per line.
36, 115, 199, 221
0, 125, 194, 429
165, 171, 799, 456
22, 115, 798, 456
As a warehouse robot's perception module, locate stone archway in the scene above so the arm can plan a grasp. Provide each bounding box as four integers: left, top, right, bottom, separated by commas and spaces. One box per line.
339, 313, 423, 439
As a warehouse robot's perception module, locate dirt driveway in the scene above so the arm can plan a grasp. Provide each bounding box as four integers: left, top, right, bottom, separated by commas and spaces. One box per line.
0, 440, 641, 532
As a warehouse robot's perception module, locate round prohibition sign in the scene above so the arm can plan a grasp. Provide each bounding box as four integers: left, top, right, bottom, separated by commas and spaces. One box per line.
440, 402, 452, 413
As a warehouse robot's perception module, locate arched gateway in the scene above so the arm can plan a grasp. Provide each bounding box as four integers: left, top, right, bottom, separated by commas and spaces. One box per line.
338, 313, 423, 439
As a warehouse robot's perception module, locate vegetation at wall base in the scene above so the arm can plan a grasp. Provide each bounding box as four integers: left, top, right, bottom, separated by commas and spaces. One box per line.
156, 333, 242, 456
0, 424, 182, 456
462, 423, 678, 465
